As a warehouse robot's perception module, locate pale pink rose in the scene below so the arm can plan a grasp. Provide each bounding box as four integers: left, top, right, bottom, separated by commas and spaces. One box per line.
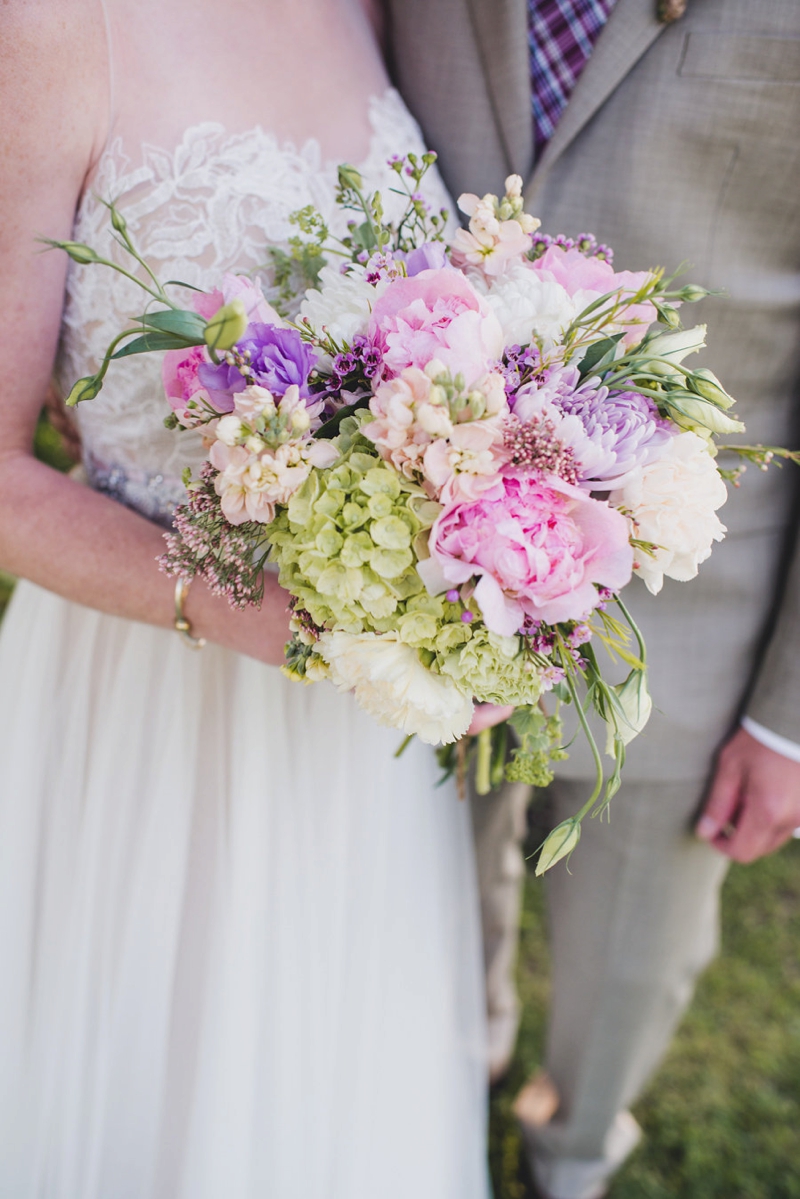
192, 272, 280, 326
369, 269, 504, 386
531, 246, 656, 346
418, 474, 633, 635
422, 420, 506, 504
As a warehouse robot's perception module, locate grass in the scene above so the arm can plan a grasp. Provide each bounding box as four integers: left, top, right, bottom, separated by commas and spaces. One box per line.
490, 812, 800, 1199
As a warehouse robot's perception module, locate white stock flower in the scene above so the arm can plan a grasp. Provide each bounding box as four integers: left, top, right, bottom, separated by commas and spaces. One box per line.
482, 262, 578, 348
299, 265, 386, 346
318, 630, 474, 745
610, 432, 728, 594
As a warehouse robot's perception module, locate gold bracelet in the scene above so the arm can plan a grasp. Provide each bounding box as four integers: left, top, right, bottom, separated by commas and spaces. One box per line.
174, 578, 206, 650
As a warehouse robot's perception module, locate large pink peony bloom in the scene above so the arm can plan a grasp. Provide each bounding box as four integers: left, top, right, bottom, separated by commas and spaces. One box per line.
418, 475, 633, 635
531, 246, 656, 346
369, 268, 504, 386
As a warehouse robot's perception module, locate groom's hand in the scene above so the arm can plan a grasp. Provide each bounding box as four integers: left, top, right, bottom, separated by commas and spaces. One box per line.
697, 728, 800, 862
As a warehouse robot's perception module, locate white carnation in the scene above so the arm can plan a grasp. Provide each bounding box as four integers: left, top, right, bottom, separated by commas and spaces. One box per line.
482, 262, 578, 348
299, 265, 385, 347
318, 630, 474, 745
610, 432, 728, 594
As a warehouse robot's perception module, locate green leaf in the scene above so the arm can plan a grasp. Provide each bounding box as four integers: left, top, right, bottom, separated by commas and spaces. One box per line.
576, 333, 624, 377
133, 308, 207, 340
314, 398, 371, 440
112, 331, 198, 358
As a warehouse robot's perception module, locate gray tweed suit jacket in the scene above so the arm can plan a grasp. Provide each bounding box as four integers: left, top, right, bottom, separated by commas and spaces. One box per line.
387, 0, 800, 781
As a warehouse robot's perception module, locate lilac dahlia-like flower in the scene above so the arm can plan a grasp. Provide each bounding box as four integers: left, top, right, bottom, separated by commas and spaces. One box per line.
514, 365, 672, 490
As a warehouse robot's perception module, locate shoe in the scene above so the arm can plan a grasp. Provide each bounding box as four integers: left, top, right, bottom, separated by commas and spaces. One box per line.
515, 1073, 640, 1199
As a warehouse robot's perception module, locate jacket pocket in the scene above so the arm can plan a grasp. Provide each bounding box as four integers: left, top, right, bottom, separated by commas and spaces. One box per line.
678, 32, 800, 82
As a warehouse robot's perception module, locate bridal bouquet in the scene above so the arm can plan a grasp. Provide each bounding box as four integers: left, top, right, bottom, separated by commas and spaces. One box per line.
53, 155, 791, 872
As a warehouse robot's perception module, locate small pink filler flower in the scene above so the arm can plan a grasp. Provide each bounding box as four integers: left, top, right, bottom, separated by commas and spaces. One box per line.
419, 475, 634, 635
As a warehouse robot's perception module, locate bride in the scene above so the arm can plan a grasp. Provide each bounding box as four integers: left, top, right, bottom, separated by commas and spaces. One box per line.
0, 2, 490, 1195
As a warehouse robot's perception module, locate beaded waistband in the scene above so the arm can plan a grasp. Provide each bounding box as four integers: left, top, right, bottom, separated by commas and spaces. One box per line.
85, 457, 186, 529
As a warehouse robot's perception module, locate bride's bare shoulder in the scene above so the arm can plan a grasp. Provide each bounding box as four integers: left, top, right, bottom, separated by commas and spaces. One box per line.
0, 0, 108, 182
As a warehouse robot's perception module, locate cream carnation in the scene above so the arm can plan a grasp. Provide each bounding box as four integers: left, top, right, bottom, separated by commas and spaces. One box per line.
318, 630, 474, 745
610, 432, 728, 594
482, 262, 578, 349
299, 265, 386, 346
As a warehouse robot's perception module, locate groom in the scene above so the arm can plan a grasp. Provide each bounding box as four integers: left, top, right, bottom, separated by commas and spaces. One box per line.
386, 1, 800, 1196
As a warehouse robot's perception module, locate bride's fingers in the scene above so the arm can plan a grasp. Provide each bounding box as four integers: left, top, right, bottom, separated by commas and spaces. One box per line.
467, 703, 515, 737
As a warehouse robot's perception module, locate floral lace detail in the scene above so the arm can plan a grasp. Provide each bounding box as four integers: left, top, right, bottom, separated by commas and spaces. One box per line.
56, 90, 451, 503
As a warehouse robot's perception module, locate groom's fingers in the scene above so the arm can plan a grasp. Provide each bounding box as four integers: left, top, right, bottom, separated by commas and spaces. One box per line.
698, 729, 800, 863
697, 735, 744, 844
467, 703, 515, 736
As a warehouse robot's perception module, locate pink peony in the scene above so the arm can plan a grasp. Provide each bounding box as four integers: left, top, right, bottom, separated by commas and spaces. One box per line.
369, 268, 504, 387
162, 345, 210, 426
531, 247, 656, 346
418, 475, 633, 635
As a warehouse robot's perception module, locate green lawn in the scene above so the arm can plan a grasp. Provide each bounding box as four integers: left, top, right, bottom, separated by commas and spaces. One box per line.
490, 830, 800, 1198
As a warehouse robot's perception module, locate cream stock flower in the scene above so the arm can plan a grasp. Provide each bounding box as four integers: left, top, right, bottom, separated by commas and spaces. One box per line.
318, 630, 474, 745
610, 432, 728, 594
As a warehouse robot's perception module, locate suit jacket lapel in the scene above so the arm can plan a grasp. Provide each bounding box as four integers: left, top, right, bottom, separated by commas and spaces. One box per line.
464, 0, 534, 181
528, 0, 668, 196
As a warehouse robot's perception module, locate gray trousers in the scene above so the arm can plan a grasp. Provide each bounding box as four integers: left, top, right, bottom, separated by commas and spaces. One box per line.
471, 775, 729, 1198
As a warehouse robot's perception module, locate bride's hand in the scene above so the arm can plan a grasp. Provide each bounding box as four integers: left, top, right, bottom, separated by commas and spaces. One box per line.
468, 703, 515, 737
186, 569, 292, 668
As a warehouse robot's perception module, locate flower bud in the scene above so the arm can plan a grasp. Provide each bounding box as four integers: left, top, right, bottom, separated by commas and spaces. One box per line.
504, 174, 523, 199
424, 359, 448, 382
536, 820, 581, 876
604, 669, 652, 756
216, 414, 243, 446
654, 301, 682, 330
668, 395, 745, 434
677, 284, 710, 303
337, 164, 364, 192
204, 299, 248, 351
688, 368, 735, 410
65, 374, 103, 406
109, 206, 128, 236
290, 406, 311, 433
61, 242, 101, 265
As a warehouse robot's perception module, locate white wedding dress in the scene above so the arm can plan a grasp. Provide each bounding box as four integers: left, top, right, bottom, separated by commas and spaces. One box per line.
0, 91, 489, 1199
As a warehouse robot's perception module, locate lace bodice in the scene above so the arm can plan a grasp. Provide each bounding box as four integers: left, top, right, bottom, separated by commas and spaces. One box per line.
56, 90, 450, 519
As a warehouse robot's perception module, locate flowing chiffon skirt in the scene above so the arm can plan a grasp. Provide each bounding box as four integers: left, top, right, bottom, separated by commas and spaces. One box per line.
0, 580, 489, 1199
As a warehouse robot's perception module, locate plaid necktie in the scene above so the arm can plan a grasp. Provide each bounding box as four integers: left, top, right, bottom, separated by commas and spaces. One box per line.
528, 0, 618, 153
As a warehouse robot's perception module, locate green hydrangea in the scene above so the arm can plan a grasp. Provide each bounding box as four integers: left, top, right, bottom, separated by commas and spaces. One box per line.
268, 429, 466, 644
438, 627, 543, 707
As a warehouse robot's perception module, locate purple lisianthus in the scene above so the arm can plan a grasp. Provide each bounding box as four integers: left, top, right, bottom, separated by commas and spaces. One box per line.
238, 323, 316, 397
197, 359, 246, 412
514, 365, 672, 490
404, 241, 448, 276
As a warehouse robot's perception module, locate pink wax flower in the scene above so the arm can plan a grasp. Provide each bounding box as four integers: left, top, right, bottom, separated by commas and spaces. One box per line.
531, 246, 656, 346
369, 268, 504, 387
418, 475, 633, 635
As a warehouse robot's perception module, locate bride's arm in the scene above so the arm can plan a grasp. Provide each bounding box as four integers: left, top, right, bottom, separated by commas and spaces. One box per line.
0, 4, 290, 666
